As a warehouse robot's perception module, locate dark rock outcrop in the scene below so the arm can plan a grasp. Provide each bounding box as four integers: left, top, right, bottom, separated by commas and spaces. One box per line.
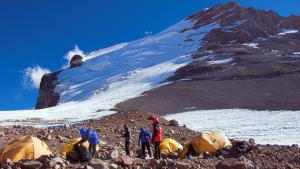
188, 2, 283, 43
70, 54, 83, 68
35, 71, 61, 109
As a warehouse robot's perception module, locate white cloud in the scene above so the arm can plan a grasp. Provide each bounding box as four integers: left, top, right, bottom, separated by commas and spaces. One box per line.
23, 65, 50, 89
144, 31, 153, 35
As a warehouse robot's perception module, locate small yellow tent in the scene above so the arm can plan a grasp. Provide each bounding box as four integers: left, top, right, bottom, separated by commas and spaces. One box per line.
160, 138, 183, 155
0, 136, 52, 163
179, 131, 231, 159
60, 138, 100, 154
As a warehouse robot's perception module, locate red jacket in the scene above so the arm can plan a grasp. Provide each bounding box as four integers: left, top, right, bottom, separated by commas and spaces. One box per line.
152, 124, 162, 142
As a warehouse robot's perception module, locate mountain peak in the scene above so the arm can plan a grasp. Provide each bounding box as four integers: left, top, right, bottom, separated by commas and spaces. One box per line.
186, 2, 243, 28
183, 2, 288, 43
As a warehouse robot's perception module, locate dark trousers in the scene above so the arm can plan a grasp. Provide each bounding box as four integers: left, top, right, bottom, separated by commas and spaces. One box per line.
89, 144, 97, 158
141, 142, 152, 158
153, 142, 161, 159
125, 141, 130, 156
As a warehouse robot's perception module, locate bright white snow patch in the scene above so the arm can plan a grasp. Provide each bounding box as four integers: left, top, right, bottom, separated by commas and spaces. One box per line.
278, 29, 299, 35
207, 58, 234, 65
165, 109, 300, 145
86, 43, 128, 60
293, 52, 300, 55
291, 52, 300, 58
243, 43, 259, 48
23, 66, 50, 89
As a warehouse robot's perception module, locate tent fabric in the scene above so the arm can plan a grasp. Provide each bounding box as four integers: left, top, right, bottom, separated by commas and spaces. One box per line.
60, 138, 100, 154
160, 138, 183, 155
179, 131, 231, 159
0, 136, 52, 163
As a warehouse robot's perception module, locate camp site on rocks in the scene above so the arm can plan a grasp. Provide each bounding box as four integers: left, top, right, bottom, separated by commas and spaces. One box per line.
1, 1, 300, 169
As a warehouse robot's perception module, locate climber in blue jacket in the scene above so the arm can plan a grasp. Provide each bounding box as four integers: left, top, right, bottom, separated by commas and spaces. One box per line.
138, 128, 152, 159
75, 128, 100, 158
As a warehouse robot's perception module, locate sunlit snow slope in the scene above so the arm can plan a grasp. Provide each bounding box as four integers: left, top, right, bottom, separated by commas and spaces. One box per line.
165, 110, 300, 145
56, 21, 219, 103
0, 19, 220, 126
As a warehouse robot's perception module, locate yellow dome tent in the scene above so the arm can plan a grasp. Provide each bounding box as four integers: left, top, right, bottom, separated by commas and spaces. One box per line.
179, 131, 231, 159
160, 138, 183, 155
0, 136, 52, 163
60, 138, 100, 154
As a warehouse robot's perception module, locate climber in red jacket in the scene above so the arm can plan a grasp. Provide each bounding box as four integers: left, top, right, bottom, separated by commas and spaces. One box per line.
151, 116, 163, 159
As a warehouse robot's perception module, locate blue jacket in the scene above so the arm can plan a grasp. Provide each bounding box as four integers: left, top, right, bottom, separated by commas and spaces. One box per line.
80, 128, 100, 146
138, 128, 152, 144
88, 131, 100, 146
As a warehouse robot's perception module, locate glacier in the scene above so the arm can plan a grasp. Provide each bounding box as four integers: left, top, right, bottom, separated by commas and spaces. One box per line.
165, 109, 300, 145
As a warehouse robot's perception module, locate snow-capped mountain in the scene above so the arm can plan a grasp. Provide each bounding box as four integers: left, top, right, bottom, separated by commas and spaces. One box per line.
1, 2, 300, 127
37, 2, 300, 112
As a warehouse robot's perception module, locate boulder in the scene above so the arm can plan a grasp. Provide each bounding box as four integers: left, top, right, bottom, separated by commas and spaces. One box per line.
170, 130, 175, 135
1, 159, 13, 168
70, 55, 84, 68
149, 159, 159, 168
21, 160, 43, 169
129, 119, 135, 123
159, 159, 168, 167
169, 119, 179, 126
89, 159, 109, 169
37, 155, 51, 166
109, 163, 118, 169
108, 150, 119, 159
49, 157, 65, 167
45, 134, 52, 141
0, 131, 5, 137
121, 155, 134, 167
174, 161, 192, 169
84, 165, 94, 169
216, 157, 254, 169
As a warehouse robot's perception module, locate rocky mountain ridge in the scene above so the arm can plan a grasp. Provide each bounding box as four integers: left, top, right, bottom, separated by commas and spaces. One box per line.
117, 2, 300, 114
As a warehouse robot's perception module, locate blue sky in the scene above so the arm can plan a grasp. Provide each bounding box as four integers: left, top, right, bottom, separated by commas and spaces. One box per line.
1, 0, 300, 110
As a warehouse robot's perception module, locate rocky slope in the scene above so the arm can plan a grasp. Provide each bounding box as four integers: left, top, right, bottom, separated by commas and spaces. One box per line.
0, 111, 300, 169
117, 2, 300, 114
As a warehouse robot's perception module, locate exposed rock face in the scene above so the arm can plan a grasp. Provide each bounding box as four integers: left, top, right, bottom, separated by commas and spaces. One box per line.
35, 71, 61, 109
117, 2, 300, 114
70, 54, 83, 68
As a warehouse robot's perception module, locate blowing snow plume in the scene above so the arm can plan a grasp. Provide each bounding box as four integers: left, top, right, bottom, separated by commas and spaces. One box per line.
22, 65, 50, 89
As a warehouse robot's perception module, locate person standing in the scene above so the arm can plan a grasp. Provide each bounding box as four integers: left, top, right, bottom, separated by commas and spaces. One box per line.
138, 128, 152, 159
151, 116, 163, 159
123, 124, 131, 156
